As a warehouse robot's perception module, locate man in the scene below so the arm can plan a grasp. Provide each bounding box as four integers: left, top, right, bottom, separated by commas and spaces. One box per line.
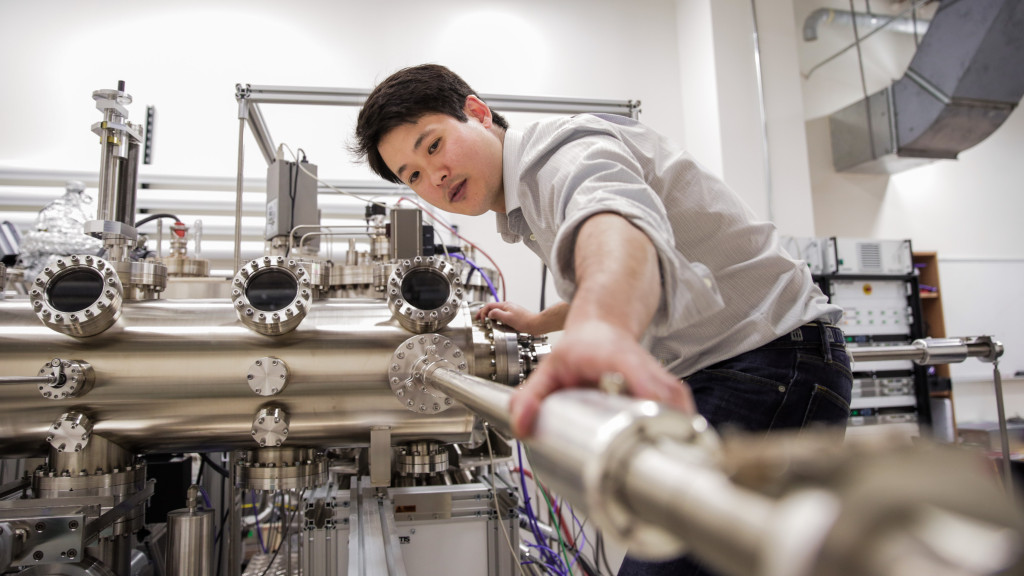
355, 64, 852, 576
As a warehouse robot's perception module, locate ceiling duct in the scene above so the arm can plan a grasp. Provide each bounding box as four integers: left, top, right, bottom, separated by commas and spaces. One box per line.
829, 0, 1024, 174
803, 8, 929, 41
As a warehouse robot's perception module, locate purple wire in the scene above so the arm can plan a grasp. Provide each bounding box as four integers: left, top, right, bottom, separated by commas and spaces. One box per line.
248, 490, 268, 554
448, 252, 500, 302
518, 441, 569, 575
198, 485, 212, 509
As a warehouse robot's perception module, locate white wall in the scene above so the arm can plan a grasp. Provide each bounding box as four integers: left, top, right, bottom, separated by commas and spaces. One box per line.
674, 0, 816, 235
0, 0, 686, 312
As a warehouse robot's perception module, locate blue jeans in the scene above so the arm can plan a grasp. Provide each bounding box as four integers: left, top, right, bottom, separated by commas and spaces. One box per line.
618, 322, 853, 576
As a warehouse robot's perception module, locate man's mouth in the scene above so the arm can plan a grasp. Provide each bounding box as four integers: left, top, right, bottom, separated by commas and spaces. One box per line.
448, 180, 465, 203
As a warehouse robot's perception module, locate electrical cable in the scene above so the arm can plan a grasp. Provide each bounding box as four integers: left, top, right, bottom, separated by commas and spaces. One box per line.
517, 441, 569, 576
540, 264, 547, 311
247, 490, 268, 554
396, 196, 507, 301
448, 252, 500, 301
134, 213, 181, 228
198, 485, 213, 510
200, 453, 230, 478
279, 143, 389, 208
486, 424, 528, 576
258, 488, 306, 576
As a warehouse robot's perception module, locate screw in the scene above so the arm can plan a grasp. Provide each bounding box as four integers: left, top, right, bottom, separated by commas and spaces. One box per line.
67, 549, 77, 559
68, 520, 79, 530
34, 522, 46, 532
33, 551, 43, 561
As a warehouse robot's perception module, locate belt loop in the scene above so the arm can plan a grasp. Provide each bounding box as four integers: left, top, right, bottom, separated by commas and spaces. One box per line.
817, 321, 833, 362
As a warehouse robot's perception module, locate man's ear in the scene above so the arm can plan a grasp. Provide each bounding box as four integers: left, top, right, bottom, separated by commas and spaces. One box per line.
464, 95, 493, 128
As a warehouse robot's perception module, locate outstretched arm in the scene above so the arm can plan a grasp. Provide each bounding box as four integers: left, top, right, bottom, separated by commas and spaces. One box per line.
509, 212, 695, 437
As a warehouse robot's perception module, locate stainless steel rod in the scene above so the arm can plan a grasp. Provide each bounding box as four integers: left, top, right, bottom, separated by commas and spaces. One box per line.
848, 338, 1001, 364
0, 375, 56, 386
423, 365, 513, 435
992, 360, 1014, 498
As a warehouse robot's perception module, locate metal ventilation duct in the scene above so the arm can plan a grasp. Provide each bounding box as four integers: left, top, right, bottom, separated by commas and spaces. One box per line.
830, 0, 1024, 174
803, 8, 929, 42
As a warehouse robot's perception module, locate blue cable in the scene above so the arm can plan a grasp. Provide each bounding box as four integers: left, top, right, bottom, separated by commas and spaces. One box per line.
448, 252, 500, 302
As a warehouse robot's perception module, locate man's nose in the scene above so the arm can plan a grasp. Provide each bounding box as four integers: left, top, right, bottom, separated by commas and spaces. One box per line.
431, 166, 448, 188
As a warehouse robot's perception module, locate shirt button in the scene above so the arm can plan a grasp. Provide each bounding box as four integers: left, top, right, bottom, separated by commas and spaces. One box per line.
529, 234, 536, 241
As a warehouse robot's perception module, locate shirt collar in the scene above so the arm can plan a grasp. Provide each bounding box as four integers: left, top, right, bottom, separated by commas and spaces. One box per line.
496, 127, 525, 243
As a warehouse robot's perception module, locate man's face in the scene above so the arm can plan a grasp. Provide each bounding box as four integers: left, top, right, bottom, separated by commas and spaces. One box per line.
378, 96, 505, 216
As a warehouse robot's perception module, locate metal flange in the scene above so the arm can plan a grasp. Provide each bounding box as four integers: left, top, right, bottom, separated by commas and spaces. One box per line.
247, 357, 289, 396
37, 358, 94, 400
231, 256, 312, 335
46, 412, 93, 454
30, 255, 123, 337
251, 407, 290, 448
386, 256, 464, 333
389, 334, 467, 414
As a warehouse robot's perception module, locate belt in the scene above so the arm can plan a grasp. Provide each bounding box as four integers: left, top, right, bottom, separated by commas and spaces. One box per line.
776, 321, 846, 344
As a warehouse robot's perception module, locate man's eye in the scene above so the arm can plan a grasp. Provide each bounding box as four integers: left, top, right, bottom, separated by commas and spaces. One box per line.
428, 138, 440, 153
409, 171, 419, 184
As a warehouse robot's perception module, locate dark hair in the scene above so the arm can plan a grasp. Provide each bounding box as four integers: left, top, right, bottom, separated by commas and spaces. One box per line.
353, 64, 508, 183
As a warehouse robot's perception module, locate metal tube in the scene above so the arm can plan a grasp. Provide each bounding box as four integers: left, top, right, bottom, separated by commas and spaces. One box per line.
0, 375, 56, 386
245, 102, 276, 166
233, 117, 245, 272
804, 0, 932, 78
242, 84, 638, 117
992, 360, 1014, 498
423, 365, 513, 435
622, 444, 776, 576
750, 0, 774, 223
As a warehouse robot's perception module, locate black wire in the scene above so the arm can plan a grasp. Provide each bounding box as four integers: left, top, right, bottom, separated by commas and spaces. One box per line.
598, 531, 614, 576
134, 213, 181, 228
540, 264, 547, 311
201, 453, 230, 478
259, 488, 306, 576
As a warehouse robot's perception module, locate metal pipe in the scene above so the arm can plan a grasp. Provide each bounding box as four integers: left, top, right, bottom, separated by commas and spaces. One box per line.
849, 337, 1002, 365
749, 0, 773, 223
245, 102, 276, 166
803, 7, 931, 42
992, 360, 1014, 498
804, 0, 932, 79
423, 365, 514, 435
241, 84, 639, 117
0, 375, 56, 386
234, 117, 245, 272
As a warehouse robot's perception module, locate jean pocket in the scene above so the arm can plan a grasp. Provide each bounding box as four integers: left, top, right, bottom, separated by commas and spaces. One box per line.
803, 381, 852, 427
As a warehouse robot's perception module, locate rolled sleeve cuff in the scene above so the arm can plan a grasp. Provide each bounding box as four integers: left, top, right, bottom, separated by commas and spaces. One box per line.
550, 202, 724, 336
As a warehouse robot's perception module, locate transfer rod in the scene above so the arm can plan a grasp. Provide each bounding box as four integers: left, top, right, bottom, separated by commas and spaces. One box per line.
0, 375, 57, 386
848, 338, 1002, 364
423, 364, 513, 436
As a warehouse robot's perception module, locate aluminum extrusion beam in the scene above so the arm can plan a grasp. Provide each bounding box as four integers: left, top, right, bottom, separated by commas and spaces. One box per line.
240, 84, 639, 117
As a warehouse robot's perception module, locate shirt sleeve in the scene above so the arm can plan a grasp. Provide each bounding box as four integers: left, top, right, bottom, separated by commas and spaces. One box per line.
535, 128, 725, 336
